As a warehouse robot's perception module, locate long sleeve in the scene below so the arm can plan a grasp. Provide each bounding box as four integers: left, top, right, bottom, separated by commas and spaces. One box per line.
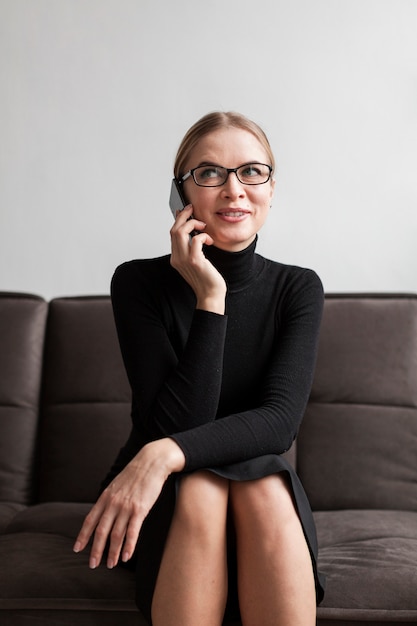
171, 267, 324, 470
111, 258, 228, 440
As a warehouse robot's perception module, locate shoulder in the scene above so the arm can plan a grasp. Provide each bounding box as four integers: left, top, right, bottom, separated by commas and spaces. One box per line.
112, 255, 172, 289
113, 254, 171, 280
256, 255, 324, 323
111, 254, 180, 305
260, 254, 323, 296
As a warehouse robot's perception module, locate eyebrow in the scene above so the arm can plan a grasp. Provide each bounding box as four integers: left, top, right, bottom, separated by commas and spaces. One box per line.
193, 160, 263, 169
194, 161, 221, 167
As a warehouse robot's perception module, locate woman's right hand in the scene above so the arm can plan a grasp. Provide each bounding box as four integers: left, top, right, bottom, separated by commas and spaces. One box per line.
73, 438, 185, 569
170, 205, 227, 315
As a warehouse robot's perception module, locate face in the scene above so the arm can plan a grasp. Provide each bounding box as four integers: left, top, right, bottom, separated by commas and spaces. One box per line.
182, 127, 275, 252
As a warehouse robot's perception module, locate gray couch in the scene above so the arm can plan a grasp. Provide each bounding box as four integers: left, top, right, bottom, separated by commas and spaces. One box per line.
0, 291, 416, 625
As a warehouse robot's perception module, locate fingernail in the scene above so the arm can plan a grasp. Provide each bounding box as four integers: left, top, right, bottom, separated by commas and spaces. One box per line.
73, 542, 81, 553
122, 551, 130, 563
89, 558, 97, 569
107, 560, 114, 569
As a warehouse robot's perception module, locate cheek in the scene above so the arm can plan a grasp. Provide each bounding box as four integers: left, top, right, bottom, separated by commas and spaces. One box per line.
251, 187, 273, 211
187, 189, 216, 218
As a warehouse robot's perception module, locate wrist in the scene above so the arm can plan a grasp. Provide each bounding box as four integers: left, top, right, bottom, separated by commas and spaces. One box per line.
162, 438, 186, 473
143, 438, 186, 475
196, 295, 225, 315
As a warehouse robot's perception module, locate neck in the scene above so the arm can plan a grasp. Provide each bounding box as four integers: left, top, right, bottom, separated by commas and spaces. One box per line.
203, 236, 262, 292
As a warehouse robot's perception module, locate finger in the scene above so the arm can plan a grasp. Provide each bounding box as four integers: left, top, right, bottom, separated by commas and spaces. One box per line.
107, 501, 146, 568
171, 206, 206, 236
189, 230, 214, 252
175, 221, 207, 250
176, 203, 193, 218
171, 204, 193, 229
120, 514, 144, 563
88, 509, 117, 569
171, 222, 206, 266
73, 501, 105, 553
106, 507, 132, 568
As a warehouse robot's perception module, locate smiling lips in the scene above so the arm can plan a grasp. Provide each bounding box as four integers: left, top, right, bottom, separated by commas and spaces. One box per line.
217, 209, 250, 220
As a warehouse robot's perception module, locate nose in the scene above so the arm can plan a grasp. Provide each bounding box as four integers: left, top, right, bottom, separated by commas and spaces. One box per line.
221, 171, 246, 198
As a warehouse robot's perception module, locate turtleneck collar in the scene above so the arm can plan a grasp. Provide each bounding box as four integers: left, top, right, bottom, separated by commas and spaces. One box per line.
203, 236, 264, 293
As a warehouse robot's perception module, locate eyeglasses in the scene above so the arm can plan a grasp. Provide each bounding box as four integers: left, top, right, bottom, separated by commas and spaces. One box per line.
179, 162, 273, 187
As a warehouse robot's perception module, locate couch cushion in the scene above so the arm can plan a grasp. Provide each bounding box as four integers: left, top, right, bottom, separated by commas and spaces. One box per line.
309, 296, 417, 406
0, 502, 141, 616
315, 509, 417, 623
39, 297, 131, 502
298, 403, 417, 511
0, 503, 26, 533
5, 501, 91, 537
0, 503, 246, 626
0, 293, 48, 505
298, 295, 417, 511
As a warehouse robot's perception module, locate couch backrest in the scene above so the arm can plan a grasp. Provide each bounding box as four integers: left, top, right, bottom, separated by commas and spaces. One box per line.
297, 294, 417, 512
2, 292, 417, 510
38, 297, 131, 503
0, 293, 48, 505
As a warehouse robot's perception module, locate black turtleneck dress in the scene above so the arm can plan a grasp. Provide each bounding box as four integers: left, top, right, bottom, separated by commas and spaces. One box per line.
105, 237, 325, 622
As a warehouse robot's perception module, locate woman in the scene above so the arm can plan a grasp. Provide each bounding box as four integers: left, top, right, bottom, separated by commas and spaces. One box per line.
74, 111, 325, 625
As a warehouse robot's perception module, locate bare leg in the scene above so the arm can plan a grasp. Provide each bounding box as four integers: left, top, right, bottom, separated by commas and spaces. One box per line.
230, 474, 316, 626
151, 471, 229, 626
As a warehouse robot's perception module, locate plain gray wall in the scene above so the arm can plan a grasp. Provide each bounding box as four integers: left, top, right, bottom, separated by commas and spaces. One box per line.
1, 0, 416, 299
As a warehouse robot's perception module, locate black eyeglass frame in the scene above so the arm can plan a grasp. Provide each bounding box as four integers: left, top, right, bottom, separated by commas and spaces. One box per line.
179, 162, 273, 187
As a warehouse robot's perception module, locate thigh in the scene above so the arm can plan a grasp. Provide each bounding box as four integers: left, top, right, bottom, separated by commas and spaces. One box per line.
227, 470, 325, 606
136, 472, 229, 623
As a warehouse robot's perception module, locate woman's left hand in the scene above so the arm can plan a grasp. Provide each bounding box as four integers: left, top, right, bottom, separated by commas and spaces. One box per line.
73, 438, 185, 569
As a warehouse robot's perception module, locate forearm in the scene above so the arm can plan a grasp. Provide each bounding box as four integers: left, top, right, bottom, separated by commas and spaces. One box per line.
123, 308, 231, 451
171, 405, 298, 472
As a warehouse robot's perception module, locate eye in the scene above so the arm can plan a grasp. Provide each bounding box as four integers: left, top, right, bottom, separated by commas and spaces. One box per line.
193, 165, 226, 186
199, 166, 223, 179
241, 164, 263, 177
238, 163, 271, 184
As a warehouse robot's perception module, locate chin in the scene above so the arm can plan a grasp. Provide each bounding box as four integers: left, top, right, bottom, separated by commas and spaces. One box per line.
213, 234, 256, 252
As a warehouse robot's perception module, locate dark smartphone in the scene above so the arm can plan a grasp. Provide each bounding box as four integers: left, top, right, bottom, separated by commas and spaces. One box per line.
169, 179, 187, 218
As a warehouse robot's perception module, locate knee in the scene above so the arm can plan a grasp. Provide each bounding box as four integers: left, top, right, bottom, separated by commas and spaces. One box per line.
174, 471, 229, 537
230, 474, 298, 530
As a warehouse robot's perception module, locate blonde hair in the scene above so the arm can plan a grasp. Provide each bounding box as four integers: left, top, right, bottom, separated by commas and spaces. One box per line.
174, 111, 275, 180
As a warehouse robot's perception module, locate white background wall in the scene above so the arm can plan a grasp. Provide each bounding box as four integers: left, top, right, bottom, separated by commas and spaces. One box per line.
1, 0, 416, 299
